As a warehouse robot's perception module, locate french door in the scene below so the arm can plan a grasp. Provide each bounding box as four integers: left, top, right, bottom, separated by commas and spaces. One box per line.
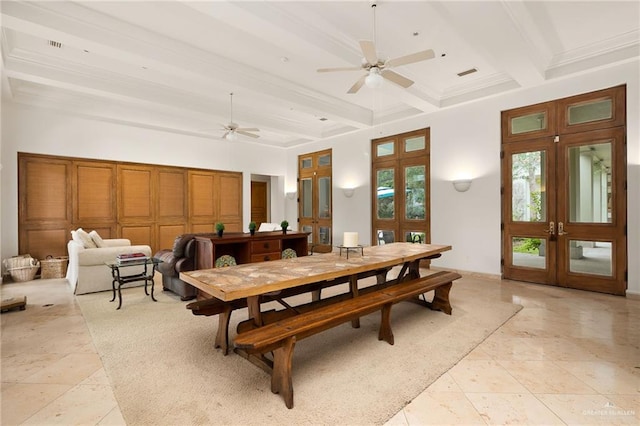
298, 149, 332, 253
371, 129, 430, 246
502, 86, 627, 295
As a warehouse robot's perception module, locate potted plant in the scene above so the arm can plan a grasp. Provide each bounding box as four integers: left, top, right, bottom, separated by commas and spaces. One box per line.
248, 221, 257, 236
280, 220, 289, 234
215, 222, 225, 237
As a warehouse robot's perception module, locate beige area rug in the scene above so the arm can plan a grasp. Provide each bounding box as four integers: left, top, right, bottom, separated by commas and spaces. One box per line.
77, 275, 521, 425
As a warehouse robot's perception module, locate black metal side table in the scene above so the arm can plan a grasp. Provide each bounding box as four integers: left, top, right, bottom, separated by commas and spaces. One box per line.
105, 258, 162, 310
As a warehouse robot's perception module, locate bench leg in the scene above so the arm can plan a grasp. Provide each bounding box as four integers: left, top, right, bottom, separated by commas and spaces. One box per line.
215, 305, 233, 355
379, 303, 394, 345
271, 336, 296, 409
429, 282, 453, 315
349, 275, 360, 329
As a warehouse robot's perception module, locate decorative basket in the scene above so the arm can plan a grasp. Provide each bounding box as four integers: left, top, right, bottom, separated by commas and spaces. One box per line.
9, 265, 39, 282
3, 255, 40, 282
40, 256, 68, 279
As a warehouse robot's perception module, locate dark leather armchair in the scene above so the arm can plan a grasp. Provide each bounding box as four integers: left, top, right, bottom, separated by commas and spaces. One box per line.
154, 234, 198, 301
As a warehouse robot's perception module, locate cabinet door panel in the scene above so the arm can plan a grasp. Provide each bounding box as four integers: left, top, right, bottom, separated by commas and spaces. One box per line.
189, 172, 215, 218
118, 166, 153, 221
21, 157, 71, 223
74, 162, 116, 223
158, 224, 186, 251
158, 169, 186, 219
23, 228, 68, 260
121, 224, 153, 247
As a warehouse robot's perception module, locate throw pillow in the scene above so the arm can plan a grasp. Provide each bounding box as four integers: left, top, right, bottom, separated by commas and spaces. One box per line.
76, 228, 97, 249
89, 230, 105, 248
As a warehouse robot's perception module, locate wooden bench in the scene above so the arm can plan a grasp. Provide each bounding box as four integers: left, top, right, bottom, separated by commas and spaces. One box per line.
186, 268, 391, 354
234, 270, 461, 408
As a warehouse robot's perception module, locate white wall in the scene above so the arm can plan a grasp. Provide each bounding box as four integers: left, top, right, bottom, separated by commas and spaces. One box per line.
286, 60, 639, 295
2, 60, 638, 294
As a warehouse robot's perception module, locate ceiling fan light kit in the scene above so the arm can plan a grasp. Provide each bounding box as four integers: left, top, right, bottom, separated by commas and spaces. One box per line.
221, 93, 260, 140
317, 1, 435, 94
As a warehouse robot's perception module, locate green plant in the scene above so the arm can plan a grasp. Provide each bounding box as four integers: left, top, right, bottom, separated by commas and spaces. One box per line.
248, 221, 257, 231
280, 220, 289, 230
215, 222, 225, 232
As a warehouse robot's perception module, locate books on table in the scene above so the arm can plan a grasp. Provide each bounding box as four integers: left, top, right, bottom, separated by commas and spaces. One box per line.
116, 252, 149, 265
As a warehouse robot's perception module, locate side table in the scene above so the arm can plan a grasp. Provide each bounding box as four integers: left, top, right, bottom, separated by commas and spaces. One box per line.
105, 258, 162, 310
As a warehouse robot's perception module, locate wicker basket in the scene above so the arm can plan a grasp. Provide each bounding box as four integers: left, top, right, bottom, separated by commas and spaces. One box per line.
3, 255, 40, 282
9, 265, 39, 282
40, 256, 68, 279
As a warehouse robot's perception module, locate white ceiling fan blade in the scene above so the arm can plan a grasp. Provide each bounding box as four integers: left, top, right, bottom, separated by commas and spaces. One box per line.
385, 49, 435, 68
317, 66, 362, 73
347, 74, 367, 94
381, 69, 414, 88
222, 130, 230, 139
236, 127, 259, 132
236, 130, 260, 138
359, 40, 378, 65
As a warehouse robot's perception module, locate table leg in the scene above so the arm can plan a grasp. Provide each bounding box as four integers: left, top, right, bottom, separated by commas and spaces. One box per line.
116, 281, 123, 310
247, 296, 262, 326
349, 275, 360, 328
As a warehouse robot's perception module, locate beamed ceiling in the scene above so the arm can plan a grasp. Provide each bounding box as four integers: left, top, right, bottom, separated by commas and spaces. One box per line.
1, 1, 639, 147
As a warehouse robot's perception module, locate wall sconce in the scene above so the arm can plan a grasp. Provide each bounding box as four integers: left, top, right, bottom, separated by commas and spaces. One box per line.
342, 187, 355, 198
286, 191, 296, 200
452, 179, 472, 192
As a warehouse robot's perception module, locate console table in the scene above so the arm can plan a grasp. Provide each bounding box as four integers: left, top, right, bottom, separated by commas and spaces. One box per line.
194, 231, 309, 270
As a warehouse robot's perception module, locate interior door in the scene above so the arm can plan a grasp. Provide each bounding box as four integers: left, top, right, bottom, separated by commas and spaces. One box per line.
298, 149, 332, 253
251, 181, 268, 227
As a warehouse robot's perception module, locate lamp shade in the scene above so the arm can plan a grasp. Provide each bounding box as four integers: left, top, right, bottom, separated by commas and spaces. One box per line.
365, 68, 383, 88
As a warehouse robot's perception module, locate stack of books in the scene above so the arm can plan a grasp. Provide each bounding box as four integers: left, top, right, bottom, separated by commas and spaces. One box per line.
116, 252, 149, 265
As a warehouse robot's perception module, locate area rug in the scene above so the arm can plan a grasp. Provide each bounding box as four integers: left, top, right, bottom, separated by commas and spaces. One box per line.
77, 276, 521, 425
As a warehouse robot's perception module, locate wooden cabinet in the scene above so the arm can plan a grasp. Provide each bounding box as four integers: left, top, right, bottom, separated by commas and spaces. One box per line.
194, 232, 309, 270
18, 153, 242, 258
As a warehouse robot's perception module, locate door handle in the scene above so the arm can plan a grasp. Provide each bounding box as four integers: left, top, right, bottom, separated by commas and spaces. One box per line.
543, 221, 555, 235
558, 222, 568, 236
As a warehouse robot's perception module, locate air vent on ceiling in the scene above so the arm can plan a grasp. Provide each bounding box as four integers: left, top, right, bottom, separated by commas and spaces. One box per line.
457, 68, 477, 77
319, 117, 328, 121
48, 40, 62, 48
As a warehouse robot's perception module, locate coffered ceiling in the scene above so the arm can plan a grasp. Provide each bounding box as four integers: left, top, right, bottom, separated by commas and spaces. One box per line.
2, 1, 638, 147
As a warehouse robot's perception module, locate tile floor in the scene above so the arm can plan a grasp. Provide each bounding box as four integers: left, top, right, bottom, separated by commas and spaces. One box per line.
1, 275, 639, 425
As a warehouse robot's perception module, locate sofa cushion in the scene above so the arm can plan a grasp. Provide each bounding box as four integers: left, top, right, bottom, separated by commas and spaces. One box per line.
72, 228, 97, 248
172, 234, 194, 258
89, 230, 105, 248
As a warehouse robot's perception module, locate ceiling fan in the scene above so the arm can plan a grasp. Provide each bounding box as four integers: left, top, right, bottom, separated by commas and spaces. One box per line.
317, 2, 435, 94
221, 92, 259, 140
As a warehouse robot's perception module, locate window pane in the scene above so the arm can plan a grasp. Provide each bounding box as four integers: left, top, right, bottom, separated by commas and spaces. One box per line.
376, 142, 394, 157
318, 154, 331, 167
301, 158, 312, 169
318, 176, 331, 219
568, 142, 612, 223
568, 240, 612, 277
376, 169, 394, 219
318, 226, 331, 245
512, 236, 546, 269
302, 225, 313, 244
301, 178, 312, 218
568, 99, 612, 125
377, 230, 394, 245
405, 165, 425, 220
512, 151, 546, 222
405, 136, 425, 152
511, 112, 546, 135
406, 231, 425, 243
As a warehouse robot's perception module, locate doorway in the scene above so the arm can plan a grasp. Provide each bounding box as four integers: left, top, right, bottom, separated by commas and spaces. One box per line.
298, 149, 332, 253
250, 180, 268, 228
501, 85, 627, 295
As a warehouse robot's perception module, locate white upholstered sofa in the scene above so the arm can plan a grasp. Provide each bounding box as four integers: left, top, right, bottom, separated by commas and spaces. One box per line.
66, 231, 152, 295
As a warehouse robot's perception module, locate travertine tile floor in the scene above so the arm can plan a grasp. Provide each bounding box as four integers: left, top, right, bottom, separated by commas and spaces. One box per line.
1, 275, 638, 425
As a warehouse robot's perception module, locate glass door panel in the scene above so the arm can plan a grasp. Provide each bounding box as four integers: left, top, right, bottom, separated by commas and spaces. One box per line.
502, 139, 556, 284
568, 142, 612, 223
405, 165, 425, 220
300, 178, 312, 218
376, 169, 395, 220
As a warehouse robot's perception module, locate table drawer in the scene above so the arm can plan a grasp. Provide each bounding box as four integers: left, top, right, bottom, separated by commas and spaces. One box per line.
251, 240, 282, 254
250, 252, 282, 263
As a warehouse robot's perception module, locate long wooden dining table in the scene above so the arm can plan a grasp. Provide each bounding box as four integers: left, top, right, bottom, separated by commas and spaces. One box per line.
180, 242, 452, 340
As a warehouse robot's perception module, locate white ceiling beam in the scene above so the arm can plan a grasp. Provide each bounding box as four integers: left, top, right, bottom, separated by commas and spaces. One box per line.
432, 1, 548, 87
1, 1, 372, 130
